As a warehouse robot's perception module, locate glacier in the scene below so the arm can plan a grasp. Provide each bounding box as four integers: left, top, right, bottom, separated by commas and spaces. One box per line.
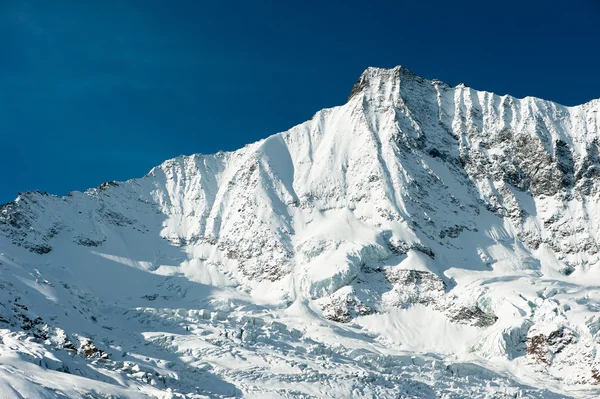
1, 66, 600, 397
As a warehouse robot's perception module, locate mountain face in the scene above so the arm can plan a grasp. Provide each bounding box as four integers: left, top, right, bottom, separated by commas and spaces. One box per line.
1, 66, 600, 398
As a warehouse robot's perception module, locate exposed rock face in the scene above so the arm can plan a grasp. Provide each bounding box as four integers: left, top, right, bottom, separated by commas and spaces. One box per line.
527, 327, 577, 365
1, 66, 600, 395
382, 269, 446, 308
449, 306, 498, 328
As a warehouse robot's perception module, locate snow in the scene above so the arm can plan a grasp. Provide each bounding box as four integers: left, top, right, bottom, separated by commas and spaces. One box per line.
1, 65, 600, 397
357, 305, 481, 355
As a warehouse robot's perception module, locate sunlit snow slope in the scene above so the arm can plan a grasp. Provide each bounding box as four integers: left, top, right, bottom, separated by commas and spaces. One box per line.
2, 66, 600, 398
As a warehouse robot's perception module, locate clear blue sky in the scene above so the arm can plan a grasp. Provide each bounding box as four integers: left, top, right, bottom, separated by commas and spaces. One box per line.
1, 0, 599, 203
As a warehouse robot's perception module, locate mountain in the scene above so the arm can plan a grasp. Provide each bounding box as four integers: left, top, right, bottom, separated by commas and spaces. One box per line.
1, 66, 600, 398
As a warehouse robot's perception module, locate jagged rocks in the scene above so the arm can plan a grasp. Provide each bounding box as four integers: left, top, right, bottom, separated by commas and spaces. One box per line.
554, 140, 575, 189
101, 210, 135, 226
0, 200, 29, 229
25, 243, 52, 254
74, 236, 105, 247
98, 181, 119, 190
439, 225, 464, 239
319, 288, 373, 323
381, 269, 445, 309
79, 337, 110, 360
385, 269, 445, 292
412, 244, 435, 259
381, 233, 410, 255
348, 73, 368, 101
448, 306, 498, 328
527, 327, 577, 365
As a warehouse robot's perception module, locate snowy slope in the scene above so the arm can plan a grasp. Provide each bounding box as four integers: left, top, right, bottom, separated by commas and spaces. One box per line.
1, 66, 600, 398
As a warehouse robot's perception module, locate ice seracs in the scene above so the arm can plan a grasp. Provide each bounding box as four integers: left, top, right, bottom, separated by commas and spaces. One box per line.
1, 66, 600, 397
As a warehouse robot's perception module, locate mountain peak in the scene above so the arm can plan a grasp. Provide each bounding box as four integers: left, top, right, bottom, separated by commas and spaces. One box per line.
4, 64, 600, 397
348, 65, 446, 102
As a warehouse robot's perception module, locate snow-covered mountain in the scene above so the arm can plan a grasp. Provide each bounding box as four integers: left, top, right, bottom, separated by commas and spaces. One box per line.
2, 66, 600, 398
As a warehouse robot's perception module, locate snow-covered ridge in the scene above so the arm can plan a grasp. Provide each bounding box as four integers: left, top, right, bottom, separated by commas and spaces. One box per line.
1, 66, 600, 398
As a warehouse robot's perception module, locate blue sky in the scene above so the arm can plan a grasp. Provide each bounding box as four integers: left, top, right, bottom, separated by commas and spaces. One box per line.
1, 0, 599, 203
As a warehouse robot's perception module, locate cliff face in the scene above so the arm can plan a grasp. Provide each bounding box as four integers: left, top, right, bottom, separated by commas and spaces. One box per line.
1, 66, 600, 397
